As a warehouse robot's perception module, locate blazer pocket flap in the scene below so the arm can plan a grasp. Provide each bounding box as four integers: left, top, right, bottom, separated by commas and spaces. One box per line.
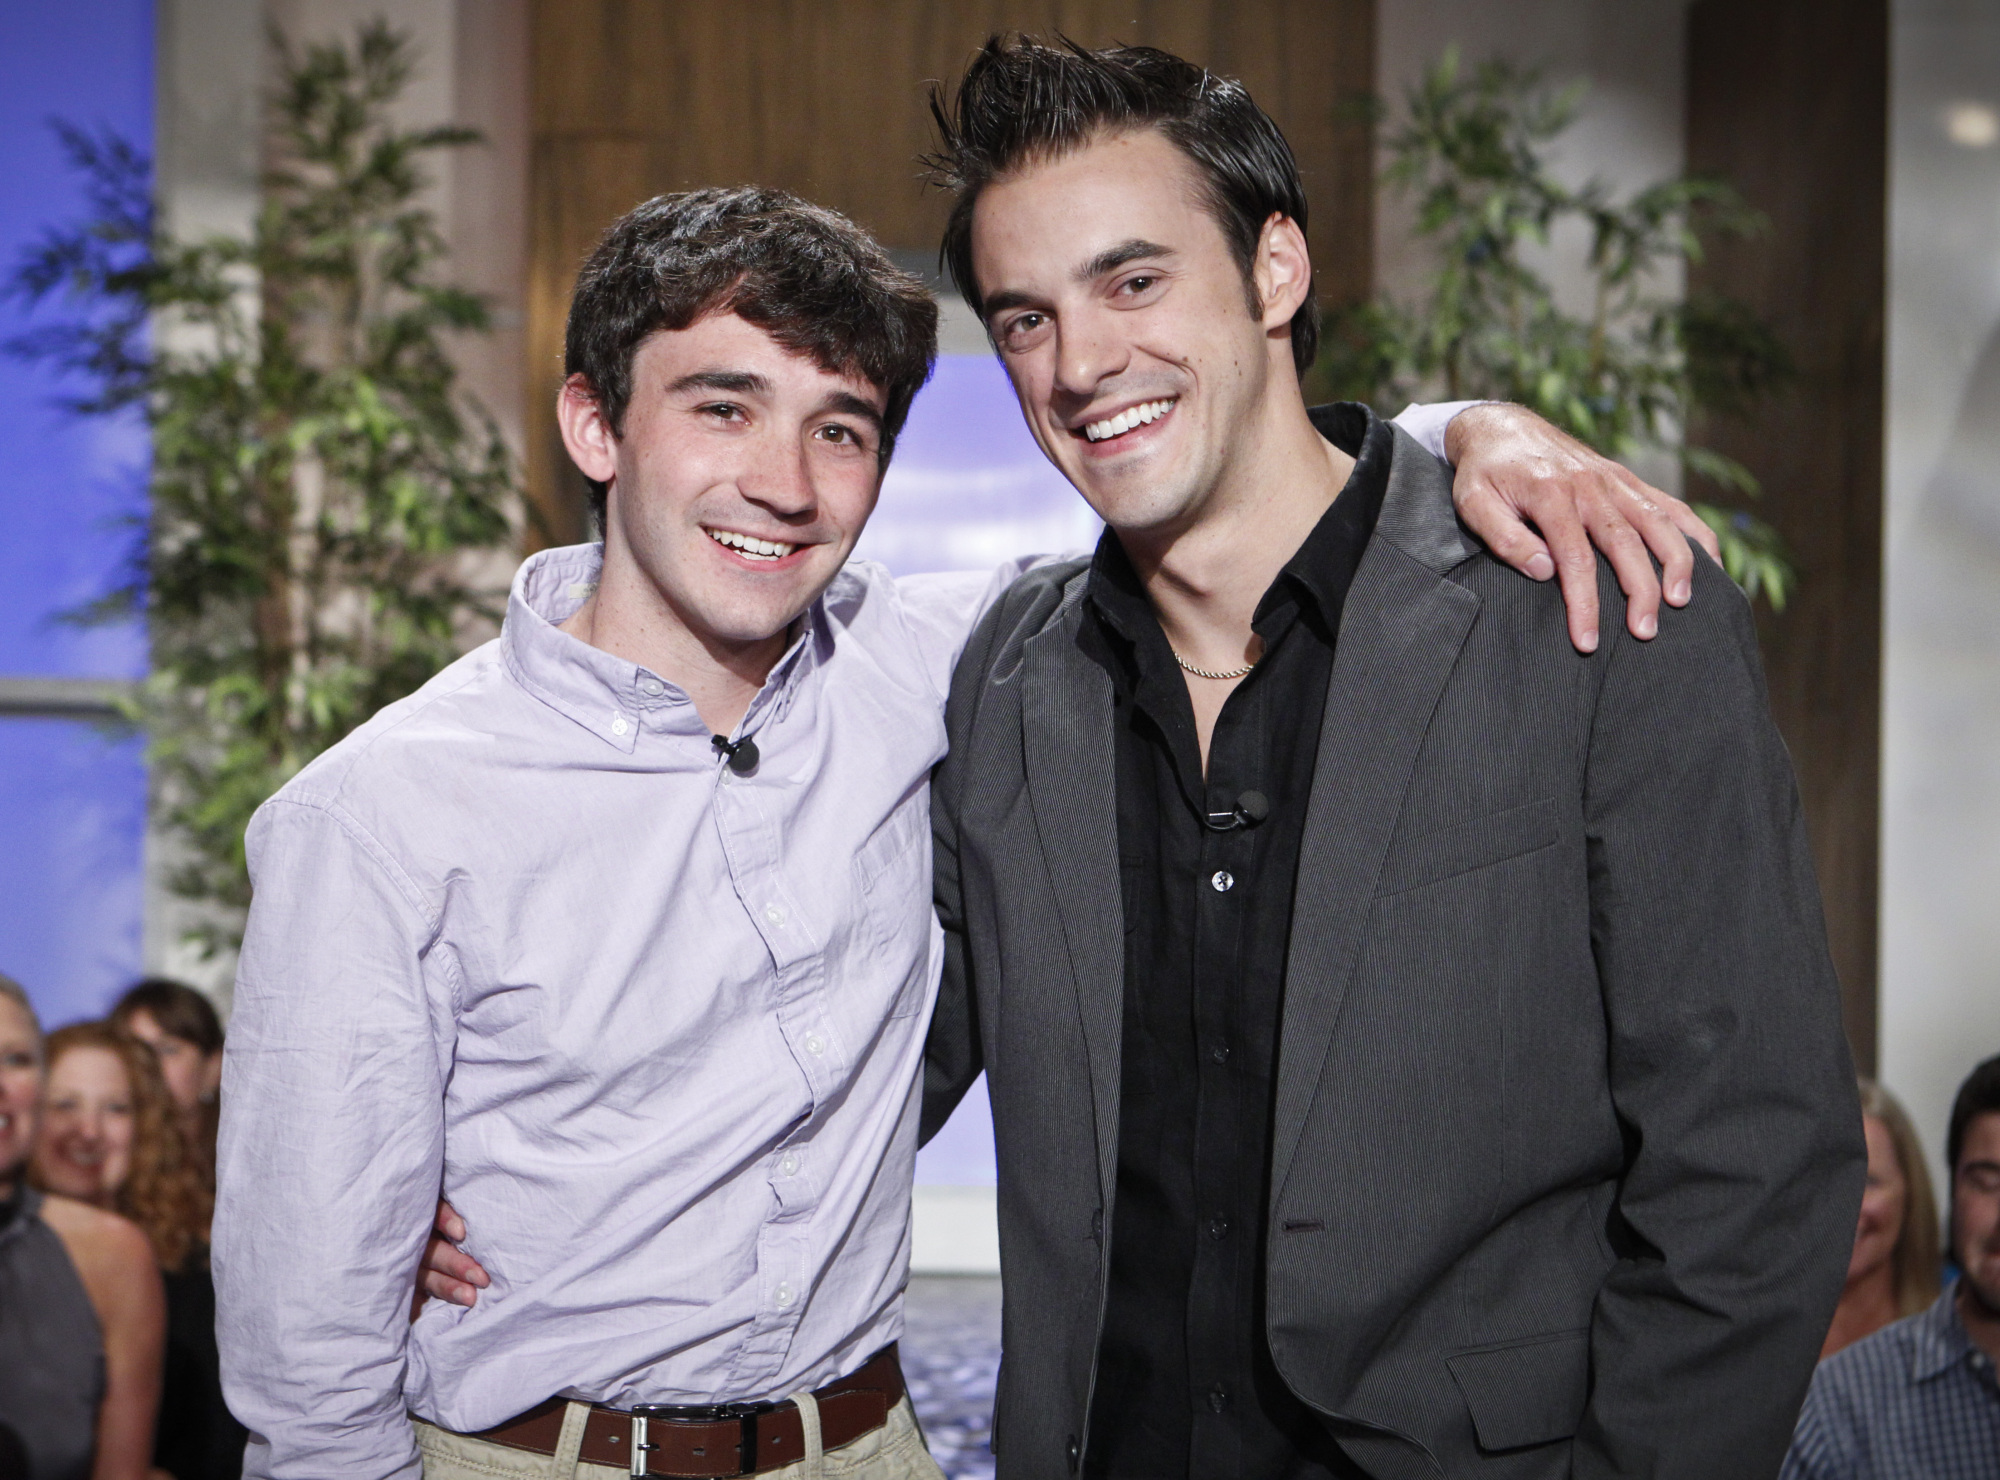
1446, 1329, 1590, 1453
1377, 797, 1559, 897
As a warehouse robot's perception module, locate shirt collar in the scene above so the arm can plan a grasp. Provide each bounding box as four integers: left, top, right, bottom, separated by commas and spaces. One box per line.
500, 543, 817, 753
1910, 1285, 1989, 1384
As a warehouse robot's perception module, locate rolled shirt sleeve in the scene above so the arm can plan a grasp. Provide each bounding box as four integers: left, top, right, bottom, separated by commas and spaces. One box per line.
1392, 400, 1488, 465
214, 794, 453, 1480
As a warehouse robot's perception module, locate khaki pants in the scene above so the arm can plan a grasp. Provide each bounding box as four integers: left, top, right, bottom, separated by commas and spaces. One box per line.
414, 1395, 945, 1480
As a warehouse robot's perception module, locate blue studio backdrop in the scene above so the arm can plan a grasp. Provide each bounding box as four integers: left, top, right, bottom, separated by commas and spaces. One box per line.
0, 2, 154, 1029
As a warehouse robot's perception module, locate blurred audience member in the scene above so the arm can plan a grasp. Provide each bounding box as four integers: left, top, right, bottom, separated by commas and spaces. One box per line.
29, 1022, 241, 1480
0, 978, 165, 1480
31, 1023, 208, 1272
1821, 1079, 1943, 1358
110, 981, 222, 1188
1784, 1055, 2000, 1477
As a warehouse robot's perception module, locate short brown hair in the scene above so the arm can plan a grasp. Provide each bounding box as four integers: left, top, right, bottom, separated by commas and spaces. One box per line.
36, 1021, 211, 1272
564, 186, 939, 532
1858, 1079, 1942, 1317
929, 35, 1320, 375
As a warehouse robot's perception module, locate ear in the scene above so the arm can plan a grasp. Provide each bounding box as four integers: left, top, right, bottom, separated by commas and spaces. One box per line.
1252, 213, 1313, 332
557, 375, 621, 487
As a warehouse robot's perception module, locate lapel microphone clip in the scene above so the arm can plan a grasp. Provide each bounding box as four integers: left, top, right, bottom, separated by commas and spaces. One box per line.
711, 733, 760, 775
1204, 789, 1270, 832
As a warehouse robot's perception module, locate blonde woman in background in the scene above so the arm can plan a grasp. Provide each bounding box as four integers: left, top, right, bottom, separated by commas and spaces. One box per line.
1820, 1078, 1943, 1358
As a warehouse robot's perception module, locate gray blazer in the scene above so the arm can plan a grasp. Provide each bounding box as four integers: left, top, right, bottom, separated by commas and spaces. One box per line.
923, 425, 1865, 1480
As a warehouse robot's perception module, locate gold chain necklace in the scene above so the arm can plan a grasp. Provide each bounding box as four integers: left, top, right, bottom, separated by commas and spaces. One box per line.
1171, 649, 1256, 681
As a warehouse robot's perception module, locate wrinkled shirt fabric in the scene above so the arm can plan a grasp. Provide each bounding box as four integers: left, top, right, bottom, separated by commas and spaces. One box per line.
216, 547, 1008, 1479
211, 406, 1463, 1480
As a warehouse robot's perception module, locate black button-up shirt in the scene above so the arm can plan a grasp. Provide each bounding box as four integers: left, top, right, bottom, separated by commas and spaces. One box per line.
1079, 404, 1392, 1480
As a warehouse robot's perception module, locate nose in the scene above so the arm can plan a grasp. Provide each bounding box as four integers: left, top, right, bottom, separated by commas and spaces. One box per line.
740, 430, 818, 521
1052, 305, 1131, 407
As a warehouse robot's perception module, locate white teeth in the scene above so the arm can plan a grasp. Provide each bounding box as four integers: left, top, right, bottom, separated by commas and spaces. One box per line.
707, 528, 798, 561
1084, 398, 1176, 443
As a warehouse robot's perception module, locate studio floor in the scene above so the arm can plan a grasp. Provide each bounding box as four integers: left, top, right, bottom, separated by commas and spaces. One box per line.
901, 1276, 1002, 1479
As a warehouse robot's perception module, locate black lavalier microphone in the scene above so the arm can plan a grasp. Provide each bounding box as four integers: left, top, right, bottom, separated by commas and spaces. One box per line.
711, 733, 760, 775
1204, 790, 1270, 831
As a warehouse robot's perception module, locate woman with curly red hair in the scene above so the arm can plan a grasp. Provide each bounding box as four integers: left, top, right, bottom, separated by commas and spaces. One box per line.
31, 1020, 211, 1274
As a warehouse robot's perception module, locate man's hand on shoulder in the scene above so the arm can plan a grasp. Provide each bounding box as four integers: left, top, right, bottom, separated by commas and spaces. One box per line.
1443, 403, 1723, 653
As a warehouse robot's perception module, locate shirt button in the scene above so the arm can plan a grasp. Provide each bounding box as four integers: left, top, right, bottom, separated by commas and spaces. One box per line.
1210, 870, 1234, 892
773, 1282, 795, 1308
764, 903, 787, 927
610, 714, 630, 736
1211, 1043, 1230, 1064
1208, 1217, 1230, 1241
1207, 1386, 1229, 1413
779, 1152, 800, 1176
638, 676, 665, 697
803, 1033, 825, 1056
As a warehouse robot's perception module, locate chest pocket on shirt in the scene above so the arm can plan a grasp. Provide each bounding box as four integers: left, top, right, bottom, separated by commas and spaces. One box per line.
853, 798, 933, 1016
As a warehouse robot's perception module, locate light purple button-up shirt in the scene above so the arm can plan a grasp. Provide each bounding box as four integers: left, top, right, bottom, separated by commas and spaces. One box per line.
215, 545, 1013, 1478
212, 405, 1463, 1480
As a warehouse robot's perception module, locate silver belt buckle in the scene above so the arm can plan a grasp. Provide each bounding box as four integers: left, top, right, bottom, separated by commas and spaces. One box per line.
628, 1410, 651, 1478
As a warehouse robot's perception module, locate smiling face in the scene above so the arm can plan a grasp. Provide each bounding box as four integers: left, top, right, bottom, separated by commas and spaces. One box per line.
560, 311, 890, 656
31, 1044, 134, 1206
969, 127, 1309, 540
0, 997, 41, 1189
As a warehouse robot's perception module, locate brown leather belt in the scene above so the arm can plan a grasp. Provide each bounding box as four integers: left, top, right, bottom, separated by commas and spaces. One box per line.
464, 1345, 905, 1477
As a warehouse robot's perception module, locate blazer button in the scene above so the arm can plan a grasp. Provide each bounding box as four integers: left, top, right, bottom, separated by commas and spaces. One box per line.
1067, 1435, 1081, 1471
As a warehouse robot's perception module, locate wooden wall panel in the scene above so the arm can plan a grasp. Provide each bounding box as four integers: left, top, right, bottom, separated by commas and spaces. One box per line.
1686, 0, 1888, 1070
526, 0, 1375, 544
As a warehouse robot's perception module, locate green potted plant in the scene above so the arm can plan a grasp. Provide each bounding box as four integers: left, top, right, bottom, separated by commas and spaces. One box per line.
7, 22, 517, 957
1314, 51, 1794, 606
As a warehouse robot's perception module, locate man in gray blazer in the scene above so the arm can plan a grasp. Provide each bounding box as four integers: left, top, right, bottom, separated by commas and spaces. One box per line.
921, 38, 1865, 1480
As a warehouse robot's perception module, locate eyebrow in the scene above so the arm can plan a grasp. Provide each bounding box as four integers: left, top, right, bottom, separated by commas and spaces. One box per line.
1079, 238, 1177, 282
670, 369, 883, 431
981, 238, 1179, 320
822, 391, 885, 432
665, 369, 771, 396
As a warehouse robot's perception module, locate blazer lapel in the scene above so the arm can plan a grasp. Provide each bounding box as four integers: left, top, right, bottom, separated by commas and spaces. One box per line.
1021, 583, 1127, 1202
1270, 431, 1482, 1198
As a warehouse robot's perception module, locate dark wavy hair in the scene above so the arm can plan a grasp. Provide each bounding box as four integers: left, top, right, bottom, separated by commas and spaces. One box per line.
111, 977, 223, 1187
929, 34, 1320, 375
564, 186, 939, 533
